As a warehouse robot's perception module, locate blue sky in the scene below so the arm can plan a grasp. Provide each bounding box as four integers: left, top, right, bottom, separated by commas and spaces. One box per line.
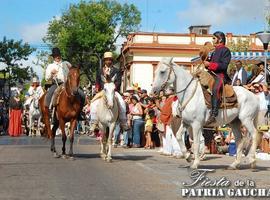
0, 0, 269, 77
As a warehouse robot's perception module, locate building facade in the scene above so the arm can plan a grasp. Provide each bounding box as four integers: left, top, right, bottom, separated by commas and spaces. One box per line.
120, 30, 264, 92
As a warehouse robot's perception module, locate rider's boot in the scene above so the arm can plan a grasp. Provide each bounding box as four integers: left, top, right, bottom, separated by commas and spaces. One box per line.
77, 99, 86, 121
205, 96, 219, 126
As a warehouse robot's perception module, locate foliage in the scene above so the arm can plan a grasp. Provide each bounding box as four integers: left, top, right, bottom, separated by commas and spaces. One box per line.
32, 50, 52, 86
0, 37, 36, 85
44, 0, 141, 82
227, 38, 250, 52
227, 38, 251, 72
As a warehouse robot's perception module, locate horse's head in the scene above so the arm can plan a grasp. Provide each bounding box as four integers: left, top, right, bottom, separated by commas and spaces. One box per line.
151, 57, 175, 94
66, 66, 80, 96
102, 75, 116, 109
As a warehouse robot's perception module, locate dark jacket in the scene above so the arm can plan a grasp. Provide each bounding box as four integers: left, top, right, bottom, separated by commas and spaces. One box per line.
95, 65, 122, 92
208, 44, 231, 83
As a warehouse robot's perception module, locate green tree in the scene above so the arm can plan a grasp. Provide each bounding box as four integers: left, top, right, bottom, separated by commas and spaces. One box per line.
227, 38, 250, 52
33, 50, 52, 86
227, 38, 252, 72
0, 37, 36, 86
44, 0, 141, 82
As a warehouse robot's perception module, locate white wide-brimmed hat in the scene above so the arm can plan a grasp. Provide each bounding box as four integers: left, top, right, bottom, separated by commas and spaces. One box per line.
104, 52, 113, 59
32, 77, 39, 83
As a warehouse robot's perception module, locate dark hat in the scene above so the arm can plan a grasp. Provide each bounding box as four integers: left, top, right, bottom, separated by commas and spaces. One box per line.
131, 95, 139, 102
141, 89, 147, 94
50, 47, 61, 57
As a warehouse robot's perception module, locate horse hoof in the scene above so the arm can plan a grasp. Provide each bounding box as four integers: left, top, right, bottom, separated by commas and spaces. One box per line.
53, 153, 60, 158
68, 156, 75, 161
190, 164, 198, 169
250, 162, 256, 169
185, 154, 192, 163
106, 158, 112, 163
227, 165, 238, 170
61, 155, 68, 159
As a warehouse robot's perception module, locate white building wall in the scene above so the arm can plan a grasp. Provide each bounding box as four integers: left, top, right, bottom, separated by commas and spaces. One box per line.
133, 35, 153, 43
196, 37, 212, 45
131, 63, 153, 93
158, 36, 190, 44
133, 55, 194, 62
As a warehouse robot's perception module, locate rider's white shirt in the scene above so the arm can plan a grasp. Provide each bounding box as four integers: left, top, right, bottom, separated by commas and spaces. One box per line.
28, 86, 44, 99
45, 60, 70, 82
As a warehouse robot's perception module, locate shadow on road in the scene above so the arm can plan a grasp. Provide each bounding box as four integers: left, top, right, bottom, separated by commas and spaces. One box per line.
74, 153, 153, 161
113, 155, 153, 161
178, 164, 270, 171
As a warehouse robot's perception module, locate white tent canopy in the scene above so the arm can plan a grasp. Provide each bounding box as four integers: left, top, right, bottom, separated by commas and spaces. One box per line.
191, 52, 270, 63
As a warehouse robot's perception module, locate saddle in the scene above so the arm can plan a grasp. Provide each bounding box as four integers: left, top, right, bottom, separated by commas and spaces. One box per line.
194, 66, 238, 109
50, 85, 65, 108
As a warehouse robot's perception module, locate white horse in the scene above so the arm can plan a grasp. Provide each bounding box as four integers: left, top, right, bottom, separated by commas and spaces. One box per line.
28, 96, 42, 136
152, 58, 260, 169
95, 77, 119, 162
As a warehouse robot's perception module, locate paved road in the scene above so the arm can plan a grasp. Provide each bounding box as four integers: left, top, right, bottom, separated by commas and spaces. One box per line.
0, 135, 270, 200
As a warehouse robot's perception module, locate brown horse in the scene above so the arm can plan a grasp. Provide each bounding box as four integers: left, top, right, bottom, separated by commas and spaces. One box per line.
39, 66, 81, 159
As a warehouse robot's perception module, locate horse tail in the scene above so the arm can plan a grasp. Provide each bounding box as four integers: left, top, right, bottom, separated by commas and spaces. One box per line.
39, 93, 51, 139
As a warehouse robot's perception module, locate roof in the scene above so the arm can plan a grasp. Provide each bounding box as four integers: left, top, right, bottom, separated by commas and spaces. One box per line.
191, 51, 270, 63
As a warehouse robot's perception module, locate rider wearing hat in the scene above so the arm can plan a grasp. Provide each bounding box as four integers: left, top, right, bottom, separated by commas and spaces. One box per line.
95, 51, 122, 92
25, 77, 44, 107
45, 47, 71, 109
45, 47, 86, 119
90, 51, 127, 131
203, 31, 231, 125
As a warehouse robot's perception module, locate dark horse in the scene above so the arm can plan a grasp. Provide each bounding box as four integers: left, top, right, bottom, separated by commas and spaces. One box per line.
39, 66, 81, 159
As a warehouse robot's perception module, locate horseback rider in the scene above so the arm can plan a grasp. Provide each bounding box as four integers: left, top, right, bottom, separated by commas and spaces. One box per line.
45, 47, 86, 119
25, 77, 44, 107
203, 31, 231, 125
90, 51, 128, 131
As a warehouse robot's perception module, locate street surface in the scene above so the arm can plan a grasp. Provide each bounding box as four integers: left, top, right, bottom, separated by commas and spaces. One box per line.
0, 135, 270, 200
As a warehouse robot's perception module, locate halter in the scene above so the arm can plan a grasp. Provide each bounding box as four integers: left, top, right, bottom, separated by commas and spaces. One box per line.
64, 75, 78, 98
162, 62, 198, 113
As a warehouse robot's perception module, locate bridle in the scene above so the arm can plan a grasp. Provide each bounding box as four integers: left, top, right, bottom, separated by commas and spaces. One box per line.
65, 73, 79, 98
160, 62, 198, 112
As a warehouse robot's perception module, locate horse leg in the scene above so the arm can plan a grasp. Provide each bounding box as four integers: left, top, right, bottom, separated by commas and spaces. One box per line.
51, 121, 60, 158
176, 124, 191, 162
100, 126, 107, 160
242, 118, 259, 169
29, 116, 33, 137
190, 123, 202, 169
37, 116, 41, 136
228, 118, 243, 170
68, 119, 77, 159
58, 119, 67, 158
106, 123, 116, 162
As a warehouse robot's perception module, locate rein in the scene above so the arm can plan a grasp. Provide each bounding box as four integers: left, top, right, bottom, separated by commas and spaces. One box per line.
163, 62, 198, 113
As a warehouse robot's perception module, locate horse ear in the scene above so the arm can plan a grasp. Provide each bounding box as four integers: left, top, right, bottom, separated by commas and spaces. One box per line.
162, 57, 174, 65
111, 74, 117, 82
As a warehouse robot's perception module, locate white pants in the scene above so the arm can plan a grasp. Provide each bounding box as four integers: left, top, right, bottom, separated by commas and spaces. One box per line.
163, 125, 182, 155
90, 91, 127, 122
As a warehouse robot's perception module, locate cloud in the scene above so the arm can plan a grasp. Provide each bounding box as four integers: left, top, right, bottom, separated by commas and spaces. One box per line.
18, 54, 44, 80
20, 22, 48, 43
178, 0, 266, 33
